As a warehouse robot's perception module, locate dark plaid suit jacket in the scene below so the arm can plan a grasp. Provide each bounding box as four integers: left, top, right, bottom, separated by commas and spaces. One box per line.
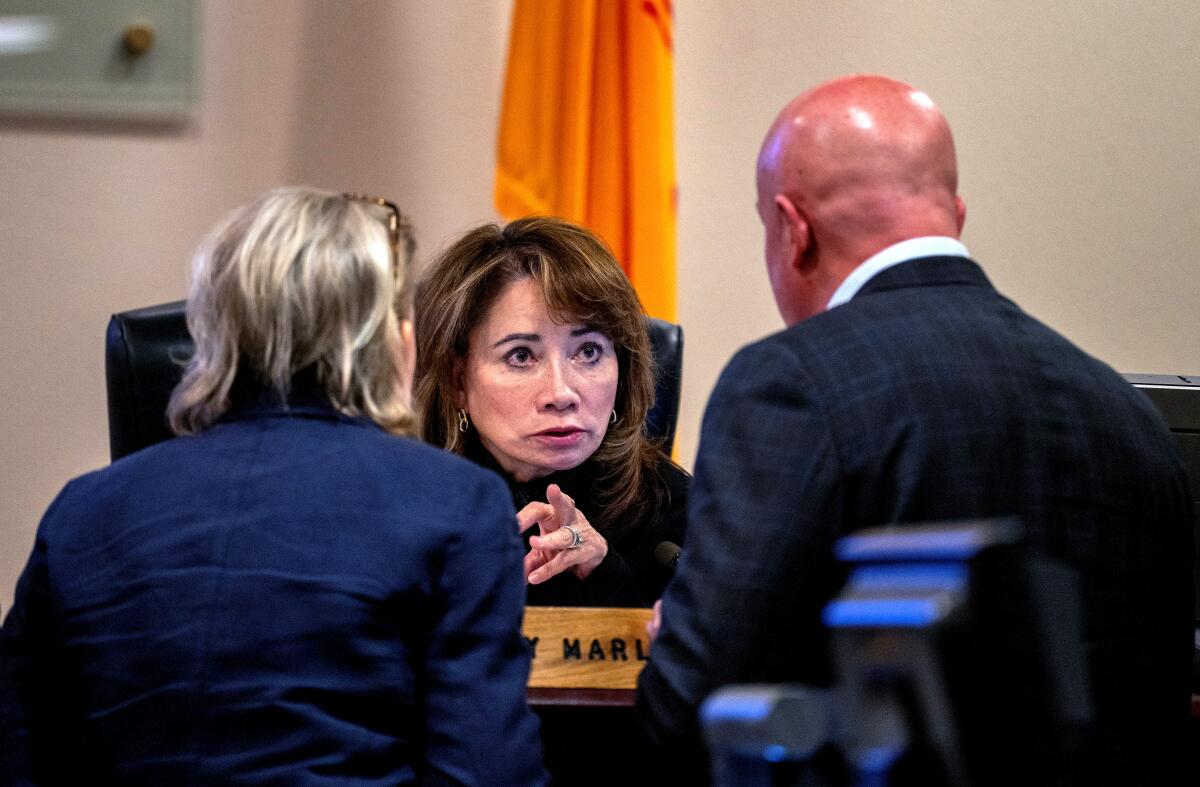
637, 256, 1193, 784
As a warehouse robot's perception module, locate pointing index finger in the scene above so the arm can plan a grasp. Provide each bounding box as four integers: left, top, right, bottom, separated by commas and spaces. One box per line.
545, 484, 576, 522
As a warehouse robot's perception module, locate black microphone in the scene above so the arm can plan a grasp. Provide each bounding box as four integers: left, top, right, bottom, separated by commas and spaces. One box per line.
654, 541, 681, 569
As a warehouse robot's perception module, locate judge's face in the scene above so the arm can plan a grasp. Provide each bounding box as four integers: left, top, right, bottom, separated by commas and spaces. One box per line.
459, 277, 619, 483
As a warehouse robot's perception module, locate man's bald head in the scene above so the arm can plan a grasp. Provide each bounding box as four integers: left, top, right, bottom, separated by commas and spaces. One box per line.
755, 75, 965, 325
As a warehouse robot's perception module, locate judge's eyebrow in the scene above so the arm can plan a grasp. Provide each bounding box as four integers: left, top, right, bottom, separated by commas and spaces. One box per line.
492, 326, 604, 348
492, 332, 540, 348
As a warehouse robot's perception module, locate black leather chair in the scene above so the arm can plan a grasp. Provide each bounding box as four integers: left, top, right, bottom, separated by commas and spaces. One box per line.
105, 300, 684, 461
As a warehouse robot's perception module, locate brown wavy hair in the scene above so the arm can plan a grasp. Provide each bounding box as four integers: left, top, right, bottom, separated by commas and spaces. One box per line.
414, 216, 663, 533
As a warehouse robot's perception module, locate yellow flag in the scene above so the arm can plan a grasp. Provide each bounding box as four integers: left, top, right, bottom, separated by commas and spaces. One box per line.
496, 0, 677, 320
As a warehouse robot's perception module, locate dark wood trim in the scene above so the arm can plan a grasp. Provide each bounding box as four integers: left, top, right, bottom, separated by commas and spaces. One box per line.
527, 687, 636, 708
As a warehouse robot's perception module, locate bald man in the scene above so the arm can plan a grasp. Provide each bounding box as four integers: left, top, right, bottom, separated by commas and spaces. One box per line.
637, 75, 1193, 784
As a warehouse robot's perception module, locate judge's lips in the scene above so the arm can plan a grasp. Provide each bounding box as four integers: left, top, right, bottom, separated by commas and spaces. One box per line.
531, 425, 587, 447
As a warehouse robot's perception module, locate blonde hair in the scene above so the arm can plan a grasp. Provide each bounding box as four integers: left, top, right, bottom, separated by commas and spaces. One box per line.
168, 186, 415, 436
414, 216, 662, 533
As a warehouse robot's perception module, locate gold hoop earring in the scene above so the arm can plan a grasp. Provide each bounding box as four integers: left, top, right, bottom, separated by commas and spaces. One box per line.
610, 409, 618, 425
457, 409, 469, 433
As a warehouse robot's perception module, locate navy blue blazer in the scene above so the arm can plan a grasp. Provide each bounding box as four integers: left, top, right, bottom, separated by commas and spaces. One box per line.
1, 394, 546, 786
637, 257, 1194, 784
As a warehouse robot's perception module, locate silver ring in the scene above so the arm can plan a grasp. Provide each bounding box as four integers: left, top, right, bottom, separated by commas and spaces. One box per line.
564, 525, 585, 550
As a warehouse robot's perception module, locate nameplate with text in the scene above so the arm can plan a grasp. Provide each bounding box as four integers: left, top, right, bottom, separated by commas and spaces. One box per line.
522, 606, 653, 689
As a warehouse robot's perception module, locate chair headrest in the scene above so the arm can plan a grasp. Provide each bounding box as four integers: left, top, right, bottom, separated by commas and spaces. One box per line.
646, 317, 683, 455
105, 301, 190, 461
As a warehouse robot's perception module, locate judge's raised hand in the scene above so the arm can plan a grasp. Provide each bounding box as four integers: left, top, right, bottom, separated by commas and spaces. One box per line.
516, 484, 608, 584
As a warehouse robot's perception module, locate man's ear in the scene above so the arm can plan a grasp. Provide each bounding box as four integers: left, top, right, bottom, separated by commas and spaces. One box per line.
775, 194, 811, 271
955, 195, 967, 235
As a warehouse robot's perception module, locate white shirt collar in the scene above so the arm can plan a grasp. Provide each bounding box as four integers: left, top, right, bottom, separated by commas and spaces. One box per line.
826, 236, 970, 310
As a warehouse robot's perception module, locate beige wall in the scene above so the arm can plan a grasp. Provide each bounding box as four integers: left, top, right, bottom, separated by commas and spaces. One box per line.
3, 1, 1198, 611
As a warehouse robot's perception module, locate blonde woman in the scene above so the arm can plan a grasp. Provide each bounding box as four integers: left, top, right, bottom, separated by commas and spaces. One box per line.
0, 188, 545, 785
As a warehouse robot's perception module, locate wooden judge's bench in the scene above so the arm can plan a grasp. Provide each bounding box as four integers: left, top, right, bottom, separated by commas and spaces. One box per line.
522, 606, 652, 784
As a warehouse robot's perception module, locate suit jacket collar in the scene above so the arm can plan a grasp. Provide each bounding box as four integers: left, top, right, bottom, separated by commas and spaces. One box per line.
218, 368, 379, 430
854, 255, 994, 299
220, 398, 370, 427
